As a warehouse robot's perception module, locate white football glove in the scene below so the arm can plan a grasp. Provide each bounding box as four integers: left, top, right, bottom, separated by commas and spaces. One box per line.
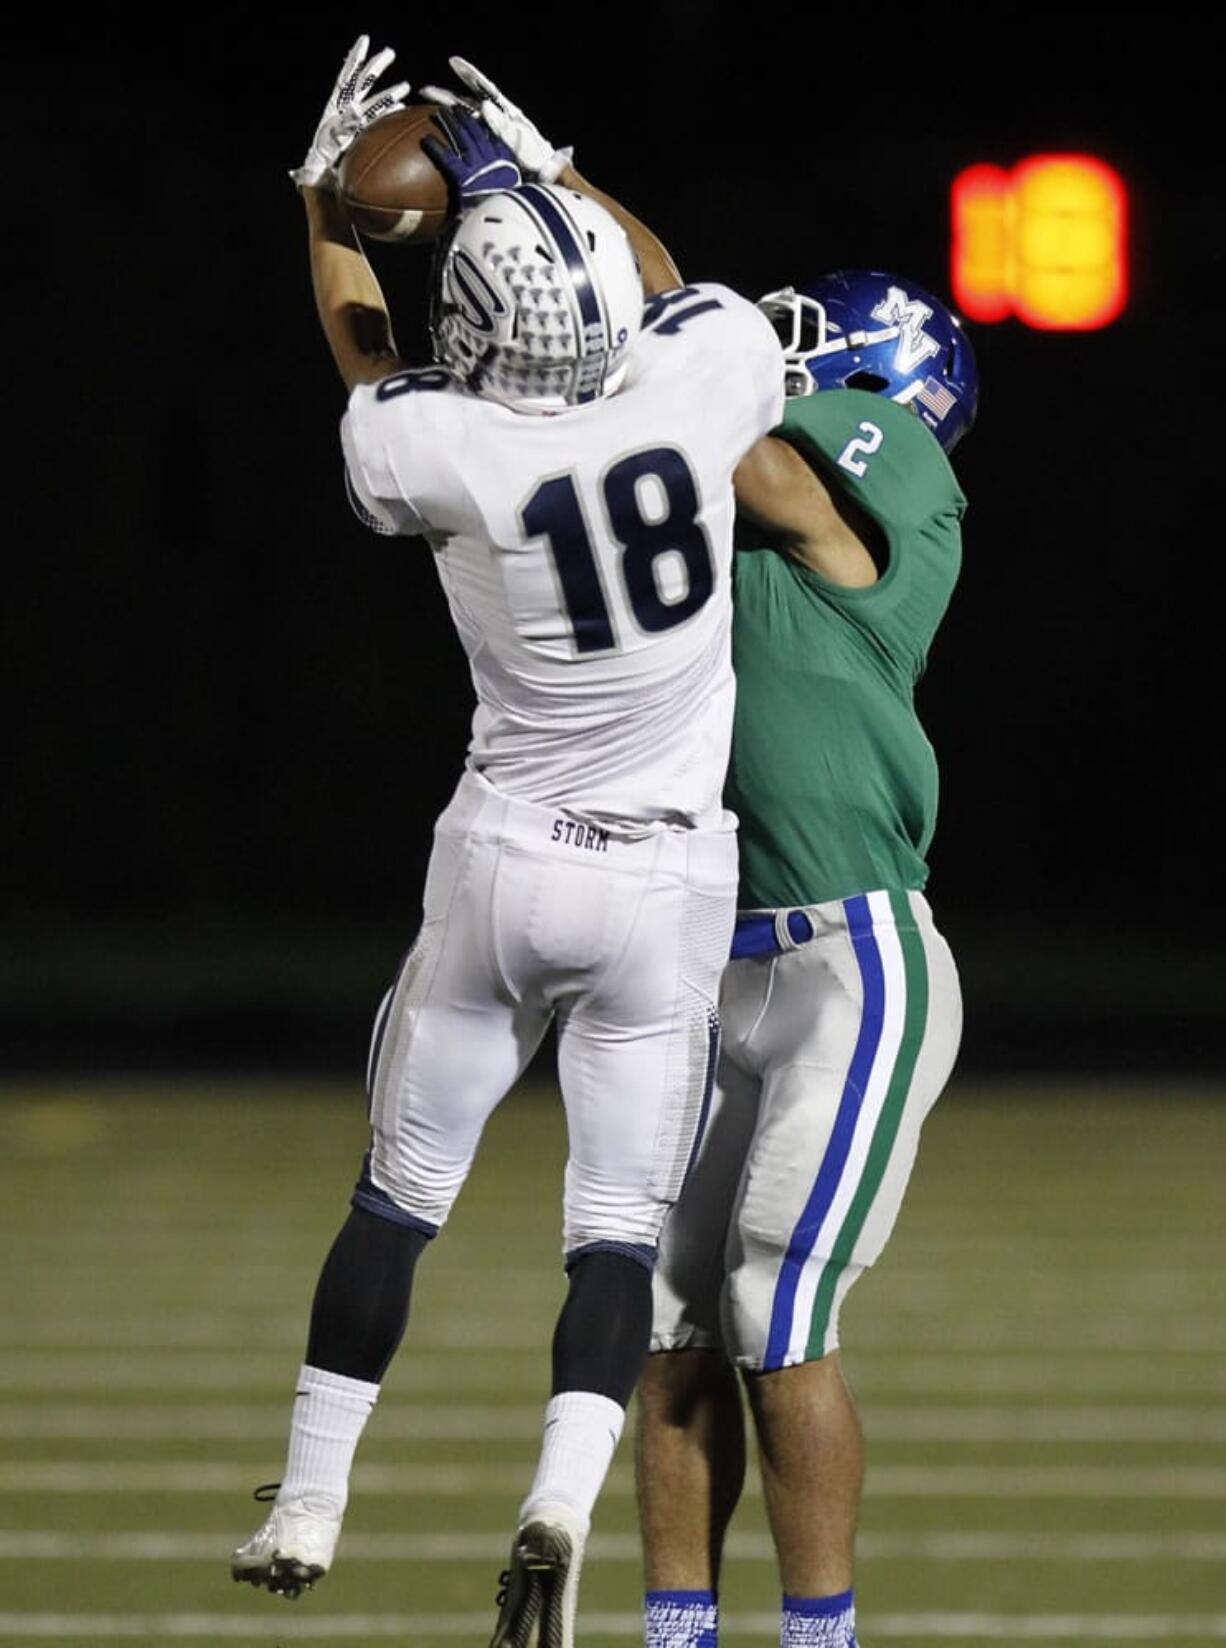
420, 56, 573, 183
291, 35, 411, 190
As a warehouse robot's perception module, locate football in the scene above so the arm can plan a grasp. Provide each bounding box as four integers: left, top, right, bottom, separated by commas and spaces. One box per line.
338, 104, 454, 244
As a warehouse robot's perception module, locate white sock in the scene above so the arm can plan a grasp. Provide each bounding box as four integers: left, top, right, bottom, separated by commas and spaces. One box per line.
520, 1390, 625, 1529
277, 1363, 380, 1516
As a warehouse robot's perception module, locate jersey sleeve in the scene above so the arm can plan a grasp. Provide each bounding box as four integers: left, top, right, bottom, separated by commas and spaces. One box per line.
341, 369, 479, 538
639, 282, 785, 460
706, 284, 787, 450
340, 406, 425, 537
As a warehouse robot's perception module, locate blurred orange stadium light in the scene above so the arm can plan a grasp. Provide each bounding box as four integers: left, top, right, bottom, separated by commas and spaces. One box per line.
952, 155, 1128, 329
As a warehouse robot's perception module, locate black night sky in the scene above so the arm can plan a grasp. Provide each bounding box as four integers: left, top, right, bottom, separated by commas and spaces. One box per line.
6, 9, 1222, 1073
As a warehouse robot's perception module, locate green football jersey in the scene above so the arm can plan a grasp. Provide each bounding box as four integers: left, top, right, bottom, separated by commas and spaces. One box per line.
728, 390, 967, 909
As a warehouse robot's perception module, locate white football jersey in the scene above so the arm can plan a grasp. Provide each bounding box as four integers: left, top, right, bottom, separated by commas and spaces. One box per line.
342, 282, 784, 828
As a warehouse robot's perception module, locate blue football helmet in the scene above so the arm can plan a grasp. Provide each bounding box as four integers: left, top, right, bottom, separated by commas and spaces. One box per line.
758, 270, 978, 453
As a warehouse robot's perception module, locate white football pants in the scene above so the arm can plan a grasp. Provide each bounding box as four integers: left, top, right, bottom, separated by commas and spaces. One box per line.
652, 888, 962, 1366
357, 771, 737, 1260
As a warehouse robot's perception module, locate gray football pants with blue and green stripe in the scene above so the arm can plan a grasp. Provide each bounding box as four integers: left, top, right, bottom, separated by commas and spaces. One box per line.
651, 888, 961, 1369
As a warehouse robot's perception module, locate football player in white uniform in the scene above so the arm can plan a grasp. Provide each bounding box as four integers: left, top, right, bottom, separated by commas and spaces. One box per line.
230, 39, 784, 1648
421, 60, 978, 1648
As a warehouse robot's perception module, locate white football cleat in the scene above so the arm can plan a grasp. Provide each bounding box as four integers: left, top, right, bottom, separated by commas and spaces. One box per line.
489, 1501, 587, 1648
230, 1493, 343, 1599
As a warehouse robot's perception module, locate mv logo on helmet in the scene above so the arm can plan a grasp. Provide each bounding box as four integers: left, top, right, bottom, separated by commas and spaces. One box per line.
871, 287, 941, 375
450, 249, 510, 335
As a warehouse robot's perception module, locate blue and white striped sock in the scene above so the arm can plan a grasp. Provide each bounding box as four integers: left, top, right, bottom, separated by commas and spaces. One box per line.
645, 1588, 719, 1648
780, 1590, 857, 1648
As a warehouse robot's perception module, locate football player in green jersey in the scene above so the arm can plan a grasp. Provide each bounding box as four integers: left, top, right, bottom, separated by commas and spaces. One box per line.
404, 61, 978, 1648
637, 271, 976, 1648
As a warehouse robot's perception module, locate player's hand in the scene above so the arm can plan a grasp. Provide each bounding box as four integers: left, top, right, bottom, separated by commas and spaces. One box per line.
291, 35, 411, 191
424, 110, 522, 203
420, 57, 572, 183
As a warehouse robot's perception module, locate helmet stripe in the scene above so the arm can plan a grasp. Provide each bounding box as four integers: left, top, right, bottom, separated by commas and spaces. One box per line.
516, 183, 610, 357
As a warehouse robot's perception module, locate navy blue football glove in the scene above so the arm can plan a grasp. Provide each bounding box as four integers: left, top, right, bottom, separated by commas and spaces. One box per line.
423, 109, 522, 202
421, 58, 573, 182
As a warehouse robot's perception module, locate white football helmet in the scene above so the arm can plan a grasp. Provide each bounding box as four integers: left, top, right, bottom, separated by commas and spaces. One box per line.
431, 184, 643, 412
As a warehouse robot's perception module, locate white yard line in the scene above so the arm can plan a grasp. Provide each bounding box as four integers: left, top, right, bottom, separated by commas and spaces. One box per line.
869, 1620, 1226, 1641
4, 1320, 1226, 1352
3, 1401, 1226, 1442
0, 1352, 546, 1391
2, 1530, 1225, 1562
0, 1338, 545, 1382
2, 1352, 1223, 1396
866, 1405, 1226, 1442
860, 1464, 1226, 1496
853, 1356, 1226, 1396
0, 1613, 1224, 1640
0, 1404, 542, 1440
853, 1322, 1226, 1352
3, 1461, 1225, 1497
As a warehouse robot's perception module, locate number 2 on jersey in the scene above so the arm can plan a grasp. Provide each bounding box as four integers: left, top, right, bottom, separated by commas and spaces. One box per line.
521, 447, 714, 654
837, 421, 884, 478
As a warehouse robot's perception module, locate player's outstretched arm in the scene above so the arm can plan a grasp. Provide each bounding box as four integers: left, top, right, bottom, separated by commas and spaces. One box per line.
421, 57, 683, 296
735, 437, 880, 588
301, 186, 404, 390
293, 36, 410, 390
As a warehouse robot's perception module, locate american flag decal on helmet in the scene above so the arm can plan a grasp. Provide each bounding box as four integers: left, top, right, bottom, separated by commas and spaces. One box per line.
917, 377, 957, 419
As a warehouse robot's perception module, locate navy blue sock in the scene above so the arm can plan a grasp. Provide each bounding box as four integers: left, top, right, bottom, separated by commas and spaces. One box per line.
305, 1208, 429, 1382
552, 1251, 652, 1406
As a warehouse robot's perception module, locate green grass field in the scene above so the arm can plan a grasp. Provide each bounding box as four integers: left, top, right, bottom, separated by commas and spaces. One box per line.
1, 1076, 1224, 1646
